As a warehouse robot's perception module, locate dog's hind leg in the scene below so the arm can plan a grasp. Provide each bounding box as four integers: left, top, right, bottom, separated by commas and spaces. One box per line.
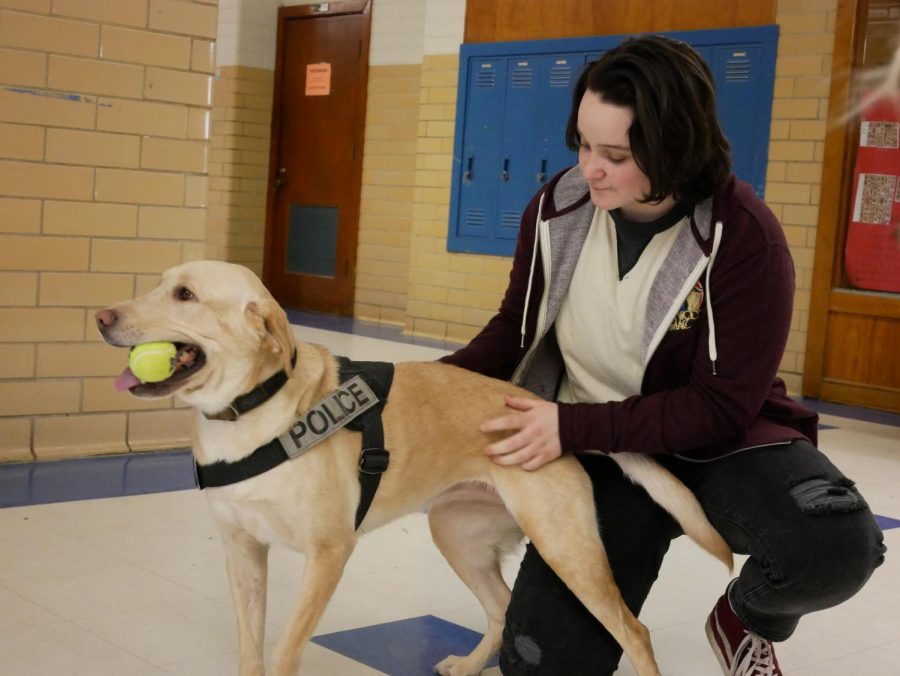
271, 539, 354, 676
428, 484, 523, 676
221, 528, 270, 676
490, 462, 661, 676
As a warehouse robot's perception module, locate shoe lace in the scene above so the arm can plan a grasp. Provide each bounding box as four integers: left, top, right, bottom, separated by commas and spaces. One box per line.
730, 632, 778, 676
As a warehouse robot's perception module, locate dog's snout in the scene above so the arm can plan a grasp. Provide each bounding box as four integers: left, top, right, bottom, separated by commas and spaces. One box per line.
95, 308, 118, 332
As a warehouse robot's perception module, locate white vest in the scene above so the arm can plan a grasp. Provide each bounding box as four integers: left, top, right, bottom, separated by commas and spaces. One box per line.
557, 208, 687, 404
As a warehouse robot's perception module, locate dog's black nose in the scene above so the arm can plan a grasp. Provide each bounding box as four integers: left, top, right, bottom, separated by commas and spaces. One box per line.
95, 308, 118, 331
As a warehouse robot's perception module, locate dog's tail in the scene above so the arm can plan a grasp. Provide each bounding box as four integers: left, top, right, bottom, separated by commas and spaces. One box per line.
611, 452, 734, 571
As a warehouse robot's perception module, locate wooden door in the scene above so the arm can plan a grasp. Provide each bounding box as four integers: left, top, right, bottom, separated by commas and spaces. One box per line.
804, 0, 900, 412
264, 1, 371, 315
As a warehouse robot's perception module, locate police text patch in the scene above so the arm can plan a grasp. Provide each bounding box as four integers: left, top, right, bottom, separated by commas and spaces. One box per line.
278, 375, 379, 458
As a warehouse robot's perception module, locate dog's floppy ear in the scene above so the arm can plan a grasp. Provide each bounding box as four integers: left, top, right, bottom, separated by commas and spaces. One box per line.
245, 299, 295, 376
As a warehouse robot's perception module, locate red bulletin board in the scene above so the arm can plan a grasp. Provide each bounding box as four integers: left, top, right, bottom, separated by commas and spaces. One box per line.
844, 96, 900, 293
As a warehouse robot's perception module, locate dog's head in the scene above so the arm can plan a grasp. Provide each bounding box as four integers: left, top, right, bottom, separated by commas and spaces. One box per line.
96, 260, 295, 412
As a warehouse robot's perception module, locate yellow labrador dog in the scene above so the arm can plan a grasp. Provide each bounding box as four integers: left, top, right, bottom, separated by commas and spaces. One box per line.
96, 260, 731, 676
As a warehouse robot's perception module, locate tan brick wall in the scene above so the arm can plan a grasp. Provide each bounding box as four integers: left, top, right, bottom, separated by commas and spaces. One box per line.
354, 63, 422, 327
0, 0, 217, 463
768, 0, 838, 394
206, 64, 272, 274
405, 53, 513, 344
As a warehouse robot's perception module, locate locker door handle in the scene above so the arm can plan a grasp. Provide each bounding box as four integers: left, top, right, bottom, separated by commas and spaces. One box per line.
537, 159, 547, 183
500, 158, 510, 182
463, 156, 474, 182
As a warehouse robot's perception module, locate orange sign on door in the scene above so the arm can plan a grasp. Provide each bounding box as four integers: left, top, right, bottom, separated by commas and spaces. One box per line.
305, 63, 331, 96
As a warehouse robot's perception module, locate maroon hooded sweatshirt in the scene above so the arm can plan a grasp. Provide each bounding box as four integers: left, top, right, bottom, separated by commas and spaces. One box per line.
441, 167, 818, 461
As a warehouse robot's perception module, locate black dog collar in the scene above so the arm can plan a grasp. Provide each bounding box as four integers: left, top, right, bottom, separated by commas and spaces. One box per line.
204, 351, 298, 421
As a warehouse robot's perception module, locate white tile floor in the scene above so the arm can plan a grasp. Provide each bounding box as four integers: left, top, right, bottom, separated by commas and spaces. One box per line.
0, 324, 898, 675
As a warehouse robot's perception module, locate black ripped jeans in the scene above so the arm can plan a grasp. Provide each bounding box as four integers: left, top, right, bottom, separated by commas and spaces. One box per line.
499, 440, 887, 675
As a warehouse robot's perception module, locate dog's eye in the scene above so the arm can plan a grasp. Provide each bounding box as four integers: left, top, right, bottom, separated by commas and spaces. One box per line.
175, 286, 195, 301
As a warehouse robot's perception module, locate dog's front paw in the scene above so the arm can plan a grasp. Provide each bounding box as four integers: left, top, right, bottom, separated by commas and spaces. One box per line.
434, 655, 485, 676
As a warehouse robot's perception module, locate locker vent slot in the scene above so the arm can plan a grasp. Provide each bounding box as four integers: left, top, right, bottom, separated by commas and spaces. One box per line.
549, 63, 572, 87
475, 70, 496, 88
465, 209, 486, 227
501, 211, 521, 229
511, 66, 534, 88
725, 54, 752, 81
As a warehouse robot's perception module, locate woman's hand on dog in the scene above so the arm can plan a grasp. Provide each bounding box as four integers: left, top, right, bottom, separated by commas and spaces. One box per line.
480, 396, 562, 470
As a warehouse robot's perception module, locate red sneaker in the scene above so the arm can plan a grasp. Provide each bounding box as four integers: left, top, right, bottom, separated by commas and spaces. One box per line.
705, 588, 783, 675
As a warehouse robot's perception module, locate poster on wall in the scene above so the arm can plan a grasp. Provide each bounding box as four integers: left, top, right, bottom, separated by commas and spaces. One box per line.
843, 96, 900, 293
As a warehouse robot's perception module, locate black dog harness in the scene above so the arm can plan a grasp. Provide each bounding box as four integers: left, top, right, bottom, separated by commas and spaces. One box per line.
194, 356, 394, 530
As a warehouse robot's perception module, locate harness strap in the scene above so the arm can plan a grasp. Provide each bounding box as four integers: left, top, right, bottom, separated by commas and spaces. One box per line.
336, 357, 393, 530
195, 438, 284, 489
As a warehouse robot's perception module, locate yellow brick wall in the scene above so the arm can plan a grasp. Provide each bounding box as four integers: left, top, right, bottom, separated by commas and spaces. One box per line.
767, 0, 837, 394
0, 0, 217, 463
206, 64, 273, 275
354, 63, 422, 327
405, 54, 513, 343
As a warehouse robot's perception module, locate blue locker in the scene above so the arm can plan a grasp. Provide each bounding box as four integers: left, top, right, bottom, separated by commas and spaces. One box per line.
713, 44, 770, 196
536, 54, 583, 188
448, 27, 778, 256
496, 54, 585, 242
496, 57, 540, 240
457, 58, 506, 239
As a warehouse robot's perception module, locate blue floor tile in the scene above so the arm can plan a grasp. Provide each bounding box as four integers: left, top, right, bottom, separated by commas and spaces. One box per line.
875, 515, 900, 531
311, 614, 498, 676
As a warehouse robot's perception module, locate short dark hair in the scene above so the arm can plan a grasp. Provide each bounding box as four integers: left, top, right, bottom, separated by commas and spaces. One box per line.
565, 35, 732, 204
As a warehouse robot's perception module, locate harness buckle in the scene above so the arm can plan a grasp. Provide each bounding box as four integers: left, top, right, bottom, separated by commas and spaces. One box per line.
358, 448, 389, 474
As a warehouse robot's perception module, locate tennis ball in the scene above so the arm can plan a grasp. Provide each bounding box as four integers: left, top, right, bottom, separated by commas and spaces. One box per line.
128, 342, 177, 383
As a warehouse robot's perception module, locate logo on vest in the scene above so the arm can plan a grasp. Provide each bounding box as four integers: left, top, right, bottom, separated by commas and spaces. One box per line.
669, 281, 704, 331
278, 375, 379, 458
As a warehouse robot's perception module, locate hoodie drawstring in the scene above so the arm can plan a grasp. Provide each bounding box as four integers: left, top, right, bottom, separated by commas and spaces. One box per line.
520, 193, 544, 348
705, 220, 723, 375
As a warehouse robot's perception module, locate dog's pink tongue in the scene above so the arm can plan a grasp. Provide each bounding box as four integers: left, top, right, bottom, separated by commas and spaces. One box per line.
114, 367, 141, 392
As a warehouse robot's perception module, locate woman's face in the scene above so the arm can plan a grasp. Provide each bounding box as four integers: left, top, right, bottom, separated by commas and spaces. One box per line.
576, 92, 674, 222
